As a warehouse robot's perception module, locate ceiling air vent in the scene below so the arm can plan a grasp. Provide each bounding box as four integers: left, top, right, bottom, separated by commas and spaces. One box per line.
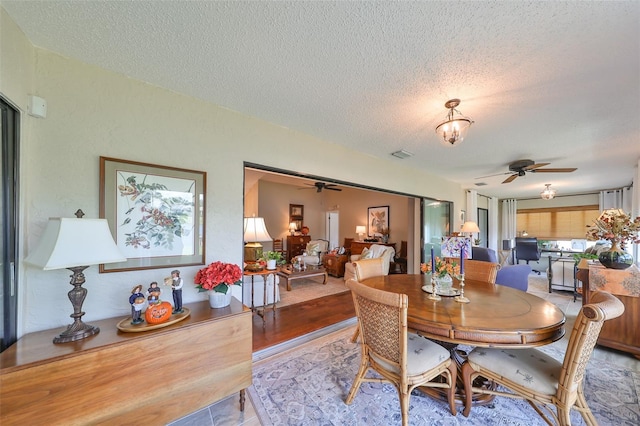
475, 182, 488, 186
391, 149, 413, 159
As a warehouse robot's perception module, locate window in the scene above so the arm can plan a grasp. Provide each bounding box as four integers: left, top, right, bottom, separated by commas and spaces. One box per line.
517, 206, 600, 240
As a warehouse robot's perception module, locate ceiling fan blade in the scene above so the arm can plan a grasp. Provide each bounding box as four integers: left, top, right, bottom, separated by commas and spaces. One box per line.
530, 168, 577, 173
502, 174, 518, 184
325, 187, 342, 191
523, 163, 550, 171
475, 171, 511, 179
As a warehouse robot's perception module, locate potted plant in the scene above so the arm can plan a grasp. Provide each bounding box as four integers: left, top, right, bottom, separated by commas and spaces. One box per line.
263, 251, 284, 270
586, 209, 640, 269
194, 261, 242, 308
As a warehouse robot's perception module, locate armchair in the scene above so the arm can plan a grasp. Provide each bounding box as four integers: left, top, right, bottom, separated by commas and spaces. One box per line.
295, 239, 329, 266
344, 244, 395, 282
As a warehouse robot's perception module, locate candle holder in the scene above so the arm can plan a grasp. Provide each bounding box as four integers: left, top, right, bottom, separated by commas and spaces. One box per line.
455, 273, 470, 303
427, 274, 441, 301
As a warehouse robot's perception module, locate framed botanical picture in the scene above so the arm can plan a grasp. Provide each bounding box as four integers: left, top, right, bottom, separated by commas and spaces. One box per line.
367, 205, 389, 236
99, 157, 206, 272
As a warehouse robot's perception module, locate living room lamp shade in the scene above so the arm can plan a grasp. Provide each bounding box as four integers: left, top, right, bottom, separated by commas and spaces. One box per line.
24, 215, 126, 343
540, 183, 556, 200
435, 99, 473, 146
356, 225, 366, 241
289, 222, 297, 235
243, 217, 273, 264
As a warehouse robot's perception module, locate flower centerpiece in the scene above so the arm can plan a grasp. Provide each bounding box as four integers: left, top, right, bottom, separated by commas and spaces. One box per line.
194, 261, 242, 294
586, 209, 640, 269
420, 257, 460, 278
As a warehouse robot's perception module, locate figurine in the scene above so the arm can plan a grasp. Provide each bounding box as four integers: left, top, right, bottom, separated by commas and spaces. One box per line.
129, 285, 145, 324
147, 281, 161, 305
170, 269, 183, 314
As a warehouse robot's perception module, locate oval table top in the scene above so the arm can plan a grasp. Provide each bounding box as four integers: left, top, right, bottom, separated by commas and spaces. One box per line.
360, 274, 566, 348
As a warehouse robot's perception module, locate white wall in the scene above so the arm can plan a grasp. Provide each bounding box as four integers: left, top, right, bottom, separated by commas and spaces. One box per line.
2, 9, 465, 336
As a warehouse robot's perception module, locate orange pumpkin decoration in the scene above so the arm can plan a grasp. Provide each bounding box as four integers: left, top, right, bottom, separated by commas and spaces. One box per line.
145, 301, 173, 324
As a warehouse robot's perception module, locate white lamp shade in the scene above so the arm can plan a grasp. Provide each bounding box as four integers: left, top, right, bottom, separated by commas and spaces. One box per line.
355, 225, 366, 234
460, 221, 480, 233
25, 218, 125, 270
243, 217, 273, 242
289, 222, 297, 231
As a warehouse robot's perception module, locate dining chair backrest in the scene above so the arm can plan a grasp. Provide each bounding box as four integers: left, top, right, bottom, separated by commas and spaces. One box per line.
463, 259, 499, 283
353, 257, 386, 281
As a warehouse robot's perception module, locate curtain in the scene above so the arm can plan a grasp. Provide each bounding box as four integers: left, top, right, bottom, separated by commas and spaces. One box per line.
502, 199, 517, 242
466, 189, 478, 223
599, 187, 632, 212
488, 197, 499, 252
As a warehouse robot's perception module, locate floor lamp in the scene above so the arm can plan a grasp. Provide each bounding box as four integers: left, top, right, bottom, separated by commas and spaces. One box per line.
243, 216, 273, 271
24, 212, 125, 343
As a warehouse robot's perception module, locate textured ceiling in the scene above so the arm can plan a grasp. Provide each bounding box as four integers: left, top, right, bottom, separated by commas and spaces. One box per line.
3, 1, 639, 199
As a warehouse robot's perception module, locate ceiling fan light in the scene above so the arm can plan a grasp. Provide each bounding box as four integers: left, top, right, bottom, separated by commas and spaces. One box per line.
435, 99, 473, 146
540, 184, 556, 200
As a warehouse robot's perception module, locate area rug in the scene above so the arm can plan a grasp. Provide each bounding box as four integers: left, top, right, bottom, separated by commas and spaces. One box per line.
278, 277, 349, 309
248, 327, 640, 425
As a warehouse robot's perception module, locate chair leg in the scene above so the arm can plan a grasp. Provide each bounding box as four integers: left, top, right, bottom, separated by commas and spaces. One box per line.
345, 355, 368, 404
575, 387, 598, 426
399, 389, 410, 426
350, 326, 360, 343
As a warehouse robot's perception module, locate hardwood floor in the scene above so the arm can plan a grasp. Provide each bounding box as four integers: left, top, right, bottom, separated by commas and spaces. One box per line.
252, 291, 355, 352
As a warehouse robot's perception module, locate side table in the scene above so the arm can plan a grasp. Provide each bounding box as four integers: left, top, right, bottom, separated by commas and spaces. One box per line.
243, 268, 279, 326
323, 254, 348, 277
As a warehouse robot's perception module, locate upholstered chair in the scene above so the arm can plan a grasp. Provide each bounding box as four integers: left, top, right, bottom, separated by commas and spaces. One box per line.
344, 244, 395, 282
345, 279, 457, 425
472, 247, 530, 291
296, 239, 329, 266
462, 291, 624, 425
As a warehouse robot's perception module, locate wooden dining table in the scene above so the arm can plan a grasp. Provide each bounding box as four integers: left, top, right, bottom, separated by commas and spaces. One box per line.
360, 274, 567, 406
361, 274, 566, 348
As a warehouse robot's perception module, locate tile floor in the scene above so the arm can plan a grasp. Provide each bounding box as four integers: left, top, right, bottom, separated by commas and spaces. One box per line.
168, 274, 639, 426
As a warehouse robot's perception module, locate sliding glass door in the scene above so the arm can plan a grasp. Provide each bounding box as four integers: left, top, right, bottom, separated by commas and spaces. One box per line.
422, 199, 451, 259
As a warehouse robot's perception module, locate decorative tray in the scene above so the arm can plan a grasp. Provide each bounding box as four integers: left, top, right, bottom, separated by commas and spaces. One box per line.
116, 308, 191, 333
421, 285, 460, 297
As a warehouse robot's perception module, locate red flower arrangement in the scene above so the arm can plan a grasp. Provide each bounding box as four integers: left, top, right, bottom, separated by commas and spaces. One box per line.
194, 261, 242, 294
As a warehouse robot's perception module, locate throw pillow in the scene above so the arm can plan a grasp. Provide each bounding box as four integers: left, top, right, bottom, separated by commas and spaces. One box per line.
360, 247, 374, 259
307, 242, 320, 255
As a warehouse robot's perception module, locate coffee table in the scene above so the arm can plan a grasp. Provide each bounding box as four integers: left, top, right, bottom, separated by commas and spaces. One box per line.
277, 266, 328, 291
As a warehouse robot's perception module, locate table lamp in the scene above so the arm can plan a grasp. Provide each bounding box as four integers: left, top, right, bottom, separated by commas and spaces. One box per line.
356, 225, 366, 241
24, 211, 125, 343
461, 221, 480, 243
289, 222, 297, 235
244, 216, 273, 271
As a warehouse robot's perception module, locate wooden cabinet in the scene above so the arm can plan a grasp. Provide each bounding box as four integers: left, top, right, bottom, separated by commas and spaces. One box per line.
287, 235, 310, 263
576, 260, 640, 359
324, 254, 348, 277
0, 299, 252, 425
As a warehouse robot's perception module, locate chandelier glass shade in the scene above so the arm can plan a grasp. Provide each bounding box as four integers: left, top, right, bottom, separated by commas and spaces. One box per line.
435, 99, 473, 146
540, 184, 556, 200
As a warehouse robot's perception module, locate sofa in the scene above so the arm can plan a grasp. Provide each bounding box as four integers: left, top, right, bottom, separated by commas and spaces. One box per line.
472, 247, 531, 291
344, 244, 395, 282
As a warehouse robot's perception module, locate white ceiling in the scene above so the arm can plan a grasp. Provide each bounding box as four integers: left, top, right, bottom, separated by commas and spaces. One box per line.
4, 1, 639, 199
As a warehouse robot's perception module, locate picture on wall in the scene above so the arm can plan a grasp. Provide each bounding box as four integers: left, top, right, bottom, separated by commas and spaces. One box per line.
289, 204, 304, 231
367, 205, 389, 237
99, 157, 206, 272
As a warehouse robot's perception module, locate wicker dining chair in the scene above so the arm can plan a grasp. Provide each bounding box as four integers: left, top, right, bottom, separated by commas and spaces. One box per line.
350, 258, 386, 343
446, 258, 498, 283
345, 279, 457, 425
461, 291, 625, 425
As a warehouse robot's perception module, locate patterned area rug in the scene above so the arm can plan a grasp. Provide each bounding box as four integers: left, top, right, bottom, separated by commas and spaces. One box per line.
278, 277, 349, 309
248, 327, 640, 425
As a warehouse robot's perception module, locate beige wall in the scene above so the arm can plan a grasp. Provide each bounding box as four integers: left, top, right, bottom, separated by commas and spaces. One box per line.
2, 8, 465, 336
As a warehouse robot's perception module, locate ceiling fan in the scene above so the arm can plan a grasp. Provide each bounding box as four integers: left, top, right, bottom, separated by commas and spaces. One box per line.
299, 182, 342, 192
477, 159, 577, 184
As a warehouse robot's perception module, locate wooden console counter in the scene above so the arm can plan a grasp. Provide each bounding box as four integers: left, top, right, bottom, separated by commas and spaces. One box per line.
576, 259, 639, 359
0, 298, 252, 425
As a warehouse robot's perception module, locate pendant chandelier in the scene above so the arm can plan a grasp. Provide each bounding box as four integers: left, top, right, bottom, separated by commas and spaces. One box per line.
435, 99, 473, 146
540, 184, 556, 200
